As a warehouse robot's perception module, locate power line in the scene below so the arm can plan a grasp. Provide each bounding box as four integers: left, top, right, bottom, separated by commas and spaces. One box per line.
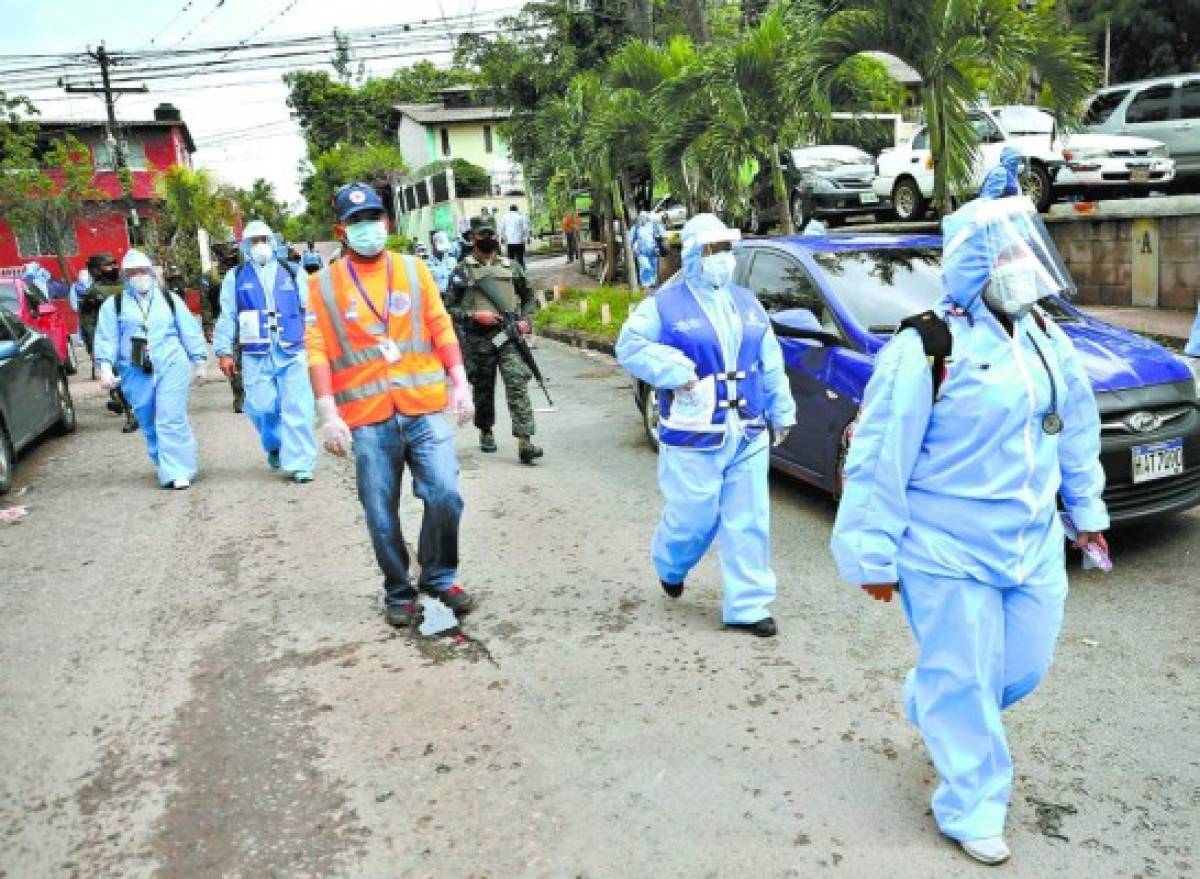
172, 0, 229, 48
148, 0, 200, 46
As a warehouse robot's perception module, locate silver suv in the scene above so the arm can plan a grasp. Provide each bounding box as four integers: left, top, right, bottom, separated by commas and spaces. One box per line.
1082, 74, 1200, 183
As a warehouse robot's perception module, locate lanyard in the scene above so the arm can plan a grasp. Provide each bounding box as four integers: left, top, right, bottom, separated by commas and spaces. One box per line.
130, 289, 154, 329
344, 256, 393, 331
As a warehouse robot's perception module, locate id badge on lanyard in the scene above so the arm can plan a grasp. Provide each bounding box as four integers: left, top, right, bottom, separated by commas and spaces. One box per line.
346, 256, 400, 362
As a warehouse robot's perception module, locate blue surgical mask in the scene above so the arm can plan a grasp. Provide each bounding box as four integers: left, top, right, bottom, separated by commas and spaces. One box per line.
701, 252, 736, 288
346, 220, 388, 257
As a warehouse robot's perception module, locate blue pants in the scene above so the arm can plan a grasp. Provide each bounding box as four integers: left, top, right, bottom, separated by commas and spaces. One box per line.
898, 568, 1067, 840
637, 252, 659, 287
352, 413, 464, 606
242, 352, 317, 473
653, 433, 776, 624
120, 356, 197, 487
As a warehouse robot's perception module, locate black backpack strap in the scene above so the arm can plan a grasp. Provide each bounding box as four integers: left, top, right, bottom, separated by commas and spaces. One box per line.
898, 310, 952, 402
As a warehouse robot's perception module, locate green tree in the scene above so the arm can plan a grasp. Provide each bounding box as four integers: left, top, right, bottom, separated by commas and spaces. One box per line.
295, 142, 408, 240
809, 0, 1097, 213
156, 166, 236, 284
1065, 0, 1200, 85
0, 97, 106, 279
234, 178, 289, 233
412, 158, 490, 198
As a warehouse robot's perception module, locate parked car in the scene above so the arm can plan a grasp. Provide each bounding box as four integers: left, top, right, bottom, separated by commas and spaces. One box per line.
873, 109, 1064, 219
987, 105, 1175, 196
748, 146, 886, 232
0, 269, 77, 375
0, 308, 76, 494
1082, 74, 1200, 185
632, 233, 1200, 524
647, 194, 688, 229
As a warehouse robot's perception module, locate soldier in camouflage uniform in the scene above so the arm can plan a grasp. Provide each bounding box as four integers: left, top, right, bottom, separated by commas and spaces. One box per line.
446, 215, 544, 464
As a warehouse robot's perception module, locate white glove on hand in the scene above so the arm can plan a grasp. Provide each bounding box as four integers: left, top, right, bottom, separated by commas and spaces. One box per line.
191, 362, 208, 385
772, 426, 791, 447
316, 396, 352, 457
447, 365, 475, 427
98, 362, 117, 391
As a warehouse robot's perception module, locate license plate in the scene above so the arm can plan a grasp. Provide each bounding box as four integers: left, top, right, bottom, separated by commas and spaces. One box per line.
1132, 438, 1184, 483
1130, 167, 1151, 183
860, 192, 880, 204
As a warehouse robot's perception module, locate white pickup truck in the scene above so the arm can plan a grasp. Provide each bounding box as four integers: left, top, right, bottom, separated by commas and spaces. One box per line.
873, 108, 1063, 220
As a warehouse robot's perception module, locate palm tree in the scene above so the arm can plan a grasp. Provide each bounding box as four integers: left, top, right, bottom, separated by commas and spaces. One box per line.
807, 0, 1097, 214
156, 166, 236, 282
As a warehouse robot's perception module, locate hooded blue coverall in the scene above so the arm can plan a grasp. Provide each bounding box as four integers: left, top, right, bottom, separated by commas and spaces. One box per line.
94, 282, 209, 486
630, 215, 667, 288
214, 258, 317, 475
980, 146, 1024, 198
830, 196, 1108, 841
616, 214, 797, 624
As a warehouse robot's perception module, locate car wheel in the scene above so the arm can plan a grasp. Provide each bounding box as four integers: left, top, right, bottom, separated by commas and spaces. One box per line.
0, 418, 13, 495
892, 178, 927, 221
640, 382, 661, 452
790, 194, 809, 231
1022, 162, 1053, 212
65, 340, 78, 375
53, 371, 76, 435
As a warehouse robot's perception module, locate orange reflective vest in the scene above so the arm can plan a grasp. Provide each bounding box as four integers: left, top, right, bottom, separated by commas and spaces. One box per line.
313, 254, 448, 428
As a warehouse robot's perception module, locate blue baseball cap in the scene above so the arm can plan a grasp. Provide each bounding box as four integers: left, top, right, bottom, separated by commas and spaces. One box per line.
333, 182, 385, 223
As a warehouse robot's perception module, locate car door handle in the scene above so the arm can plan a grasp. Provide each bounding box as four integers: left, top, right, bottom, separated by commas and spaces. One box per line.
910, 157, 921, 163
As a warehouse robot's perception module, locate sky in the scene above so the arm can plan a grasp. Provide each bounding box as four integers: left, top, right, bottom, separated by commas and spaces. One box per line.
0, 0, 521, 206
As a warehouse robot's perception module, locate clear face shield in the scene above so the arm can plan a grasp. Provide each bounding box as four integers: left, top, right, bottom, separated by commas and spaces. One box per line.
943, 196, 1075, 320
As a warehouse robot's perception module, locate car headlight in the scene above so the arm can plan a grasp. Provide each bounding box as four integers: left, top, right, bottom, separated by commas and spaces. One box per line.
810, 176, 836, 193
1064, 147, 1109, 162
1149, 144, 1170, 158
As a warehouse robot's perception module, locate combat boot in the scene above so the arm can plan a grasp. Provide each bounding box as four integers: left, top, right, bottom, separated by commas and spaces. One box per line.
517, 436, 543, 465
480, 430, 498, 453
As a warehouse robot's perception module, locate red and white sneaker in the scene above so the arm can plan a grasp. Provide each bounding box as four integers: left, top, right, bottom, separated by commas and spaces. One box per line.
421, 583, 475, 615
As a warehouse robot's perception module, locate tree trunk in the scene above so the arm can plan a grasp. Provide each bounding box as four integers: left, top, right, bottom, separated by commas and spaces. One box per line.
616, 173, 640, 290
680, 0, 708, 44
631, 0, 654, 40
772, 149, 794, 235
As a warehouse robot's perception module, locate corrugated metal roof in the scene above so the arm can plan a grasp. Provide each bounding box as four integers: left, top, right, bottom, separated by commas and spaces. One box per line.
395, 102, 511, 124
35, 119, 197, 152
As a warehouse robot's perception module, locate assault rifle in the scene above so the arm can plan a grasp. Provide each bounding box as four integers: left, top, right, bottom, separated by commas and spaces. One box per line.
474, 275, 554, 407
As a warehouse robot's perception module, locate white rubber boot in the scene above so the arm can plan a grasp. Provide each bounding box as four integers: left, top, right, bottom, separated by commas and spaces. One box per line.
960, 836, 1011, 865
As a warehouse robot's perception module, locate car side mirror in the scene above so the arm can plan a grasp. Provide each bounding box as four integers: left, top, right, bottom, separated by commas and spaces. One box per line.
0, 341, 16, 360
37, 303, 57, 317
770, 308, 839, 345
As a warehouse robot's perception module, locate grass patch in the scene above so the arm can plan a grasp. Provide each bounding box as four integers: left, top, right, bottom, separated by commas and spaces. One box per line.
535, 285, 642, 343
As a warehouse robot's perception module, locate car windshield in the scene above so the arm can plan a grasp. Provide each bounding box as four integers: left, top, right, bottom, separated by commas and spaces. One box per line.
811, 248, 945, 334
995, 106, 1053, 135
1083, 90, 1129, 125
790, 147, 871, 168
0, 282, 18, 313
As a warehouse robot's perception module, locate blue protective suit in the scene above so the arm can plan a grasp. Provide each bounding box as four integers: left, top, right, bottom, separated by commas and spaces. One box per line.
830, 196, 1108, 841
630, 216, 667, 287
616, 214, 796, 624
425, 233, 457, 294
1185, 302, 1200, 357
94, 282, 209, 486
979, 146, 1023, 198
214, 259, 316, 474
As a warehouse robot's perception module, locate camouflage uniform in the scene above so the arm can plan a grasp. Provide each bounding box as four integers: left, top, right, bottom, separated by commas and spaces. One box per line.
446, 253, 538, 439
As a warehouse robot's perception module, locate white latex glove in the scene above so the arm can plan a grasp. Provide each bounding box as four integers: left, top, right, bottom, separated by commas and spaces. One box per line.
447, 364, 475, 427
191, 362, 208, 385
98, 362, 118, 391
772, 426, 791, 447
316, 395, 352, 457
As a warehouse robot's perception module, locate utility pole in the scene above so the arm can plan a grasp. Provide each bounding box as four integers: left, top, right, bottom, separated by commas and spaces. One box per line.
63, 43, 148, 242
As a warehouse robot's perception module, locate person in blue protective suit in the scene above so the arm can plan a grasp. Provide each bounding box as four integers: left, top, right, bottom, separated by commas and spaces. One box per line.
830, 193, 1109, 865
425, 230, 457, 294
616, 213, 797, 637
629, 211, 667, 288
94, 249, 209, 489
214, 220, 317, 483
1185, 301, 1200, 357
979, 146, 1025, 198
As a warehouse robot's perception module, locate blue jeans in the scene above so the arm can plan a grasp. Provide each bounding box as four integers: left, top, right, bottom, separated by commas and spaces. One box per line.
352, 413, 464, 607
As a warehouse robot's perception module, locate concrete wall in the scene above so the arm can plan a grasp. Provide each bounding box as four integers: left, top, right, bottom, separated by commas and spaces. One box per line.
1045, 196, 1200, 310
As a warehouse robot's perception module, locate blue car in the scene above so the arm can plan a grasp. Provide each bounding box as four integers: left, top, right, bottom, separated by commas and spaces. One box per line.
633, 233, 1200, 524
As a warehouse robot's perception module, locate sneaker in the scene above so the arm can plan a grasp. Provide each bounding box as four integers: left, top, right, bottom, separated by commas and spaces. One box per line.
960, 837, 1010, 865
421, 583, 474, 615
292, 470, 314, 483
122, 418, 139, 434
726, 617, 777, 638
660, 579, 684, 599
517, 437, 544, 465
480, 430, 497, 453
267, 450, 281, 470
384, 600, 421, 628
173, 478, 191, 491
106, 399, 123, 414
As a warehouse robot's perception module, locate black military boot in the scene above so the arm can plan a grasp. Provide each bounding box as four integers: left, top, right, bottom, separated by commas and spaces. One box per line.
517, 436, 543, 465
726, 617, 778, 638
660, 579, 684, 599
480, 430, 498, 453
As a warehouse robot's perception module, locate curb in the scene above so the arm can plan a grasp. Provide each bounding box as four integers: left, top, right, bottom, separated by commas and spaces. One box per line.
535, 326, 616, 357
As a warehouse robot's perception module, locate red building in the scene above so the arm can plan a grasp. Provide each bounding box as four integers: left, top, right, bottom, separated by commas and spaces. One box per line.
0, 103, 196, 281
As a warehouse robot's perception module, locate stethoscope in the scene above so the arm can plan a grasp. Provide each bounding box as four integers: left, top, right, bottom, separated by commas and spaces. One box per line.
1025, 331, 1063, 436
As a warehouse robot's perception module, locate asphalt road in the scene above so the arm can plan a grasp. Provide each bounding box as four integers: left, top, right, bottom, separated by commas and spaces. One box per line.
1, 340, 1197, 879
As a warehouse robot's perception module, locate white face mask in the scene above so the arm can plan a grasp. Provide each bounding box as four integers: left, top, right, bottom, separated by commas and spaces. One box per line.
701, 251, 736, 289
129, 275, 153, 294
985, 258, 1042, 320
250, 241, 273, 266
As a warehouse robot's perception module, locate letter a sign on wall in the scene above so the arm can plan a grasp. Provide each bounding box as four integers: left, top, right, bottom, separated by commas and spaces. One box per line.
1131, 218, 1159, 307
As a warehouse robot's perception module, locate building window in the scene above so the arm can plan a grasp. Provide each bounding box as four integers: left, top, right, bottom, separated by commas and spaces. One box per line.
93, 137, 148, 171
483, 125, 494, 154
126, 215, 156, 249
441, 127, 451, 157
16, 219, 79, 257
